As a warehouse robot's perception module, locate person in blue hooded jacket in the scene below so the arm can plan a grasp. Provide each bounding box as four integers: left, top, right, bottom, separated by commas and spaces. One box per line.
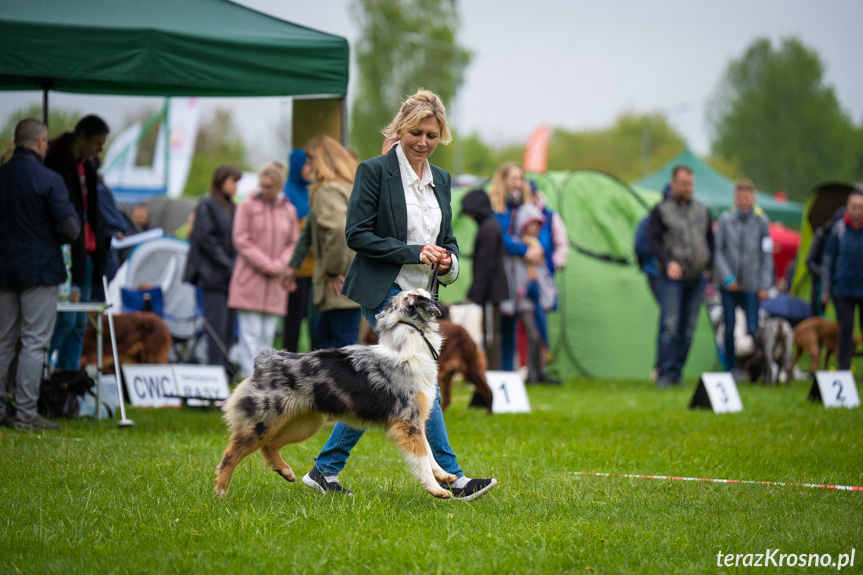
282, 148, 315, 351
821, 189, 863, 370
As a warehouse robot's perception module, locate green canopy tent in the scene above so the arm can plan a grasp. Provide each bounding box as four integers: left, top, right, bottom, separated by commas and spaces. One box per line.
634, 149, 803, 227
0, 0, 348, 125
443, 171, 720, 381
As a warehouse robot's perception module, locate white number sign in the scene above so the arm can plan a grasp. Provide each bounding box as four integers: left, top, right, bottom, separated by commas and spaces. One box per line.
486, 371, 531, 413
810, 371, 860, 408
689, 372, 743, 413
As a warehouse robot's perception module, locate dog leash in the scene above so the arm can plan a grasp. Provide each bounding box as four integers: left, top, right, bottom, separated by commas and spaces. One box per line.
397, 321, 439, 360
399, 255, 447, 360
425, 260, 440, 302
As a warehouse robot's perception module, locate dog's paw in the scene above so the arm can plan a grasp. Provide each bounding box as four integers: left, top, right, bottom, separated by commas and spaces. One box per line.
274, 468, 297, 482
431, 488, 452, 499
433, 471, 458, 484
215, 486, 227, 499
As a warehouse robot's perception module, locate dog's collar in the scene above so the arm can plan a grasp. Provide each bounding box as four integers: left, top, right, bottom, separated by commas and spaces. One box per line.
398, 321, 439, 361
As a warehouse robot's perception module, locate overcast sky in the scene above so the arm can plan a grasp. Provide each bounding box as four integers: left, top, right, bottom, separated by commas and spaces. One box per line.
2, 0, 861, 168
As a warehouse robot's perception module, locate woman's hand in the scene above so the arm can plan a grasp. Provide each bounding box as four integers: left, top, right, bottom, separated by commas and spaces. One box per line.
420, 244, 447, 266
283, 266, 297, 292
326, 274, 345, 295
437, 251, 452, 274
525, 243, 544, 265
265, 264, 281, 278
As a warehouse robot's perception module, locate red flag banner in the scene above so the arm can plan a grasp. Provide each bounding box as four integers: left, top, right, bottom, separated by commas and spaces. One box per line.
522, 124, 551, 173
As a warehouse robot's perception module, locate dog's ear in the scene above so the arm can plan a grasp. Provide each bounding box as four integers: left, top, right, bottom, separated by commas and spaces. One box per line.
415, 292, 443, 319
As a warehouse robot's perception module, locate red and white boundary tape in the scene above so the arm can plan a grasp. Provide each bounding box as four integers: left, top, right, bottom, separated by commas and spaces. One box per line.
576, 471, 863, 492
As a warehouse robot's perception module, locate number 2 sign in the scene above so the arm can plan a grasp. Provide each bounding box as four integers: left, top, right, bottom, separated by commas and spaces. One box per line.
809, 371, 860, 408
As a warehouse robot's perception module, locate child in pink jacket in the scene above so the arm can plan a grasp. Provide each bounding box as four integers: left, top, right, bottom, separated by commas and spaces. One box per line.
228, 163, 298, 377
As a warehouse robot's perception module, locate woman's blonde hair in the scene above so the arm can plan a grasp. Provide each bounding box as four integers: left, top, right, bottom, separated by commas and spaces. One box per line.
305, 135, 358, 194
258, 162, 285, 192
381, 89, 453, 155
487, 162, 532, 213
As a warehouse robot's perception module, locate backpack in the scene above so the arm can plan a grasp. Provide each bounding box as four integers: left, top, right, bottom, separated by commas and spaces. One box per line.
37, 369, 98, 419
634, 214, 652, 268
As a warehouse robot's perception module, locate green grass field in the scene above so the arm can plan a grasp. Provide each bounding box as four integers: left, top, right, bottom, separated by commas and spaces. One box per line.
1, 376, 861, 574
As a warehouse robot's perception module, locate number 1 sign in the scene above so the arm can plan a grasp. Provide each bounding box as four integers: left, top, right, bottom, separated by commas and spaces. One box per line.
809, 371, 860, 408
485, 371, 531, 413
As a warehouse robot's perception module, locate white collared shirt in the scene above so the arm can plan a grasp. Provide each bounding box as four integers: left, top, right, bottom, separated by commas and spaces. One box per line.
393, 143, 458, 291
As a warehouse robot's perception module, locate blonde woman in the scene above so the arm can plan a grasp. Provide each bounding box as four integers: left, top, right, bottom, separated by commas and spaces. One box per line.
301, 90, 497, 501
285, 136, 360, 348
228, 162, 298, 378
487, 162, 544, 371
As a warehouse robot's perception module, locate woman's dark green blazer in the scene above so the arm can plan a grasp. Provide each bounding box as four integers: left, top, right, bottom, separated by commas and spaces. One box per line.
341, 146, 459, 310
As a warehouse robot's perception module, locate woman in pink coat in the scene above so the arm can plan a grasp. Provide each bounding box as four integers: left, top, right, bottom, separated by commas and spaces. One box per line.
228, 162, 299, 377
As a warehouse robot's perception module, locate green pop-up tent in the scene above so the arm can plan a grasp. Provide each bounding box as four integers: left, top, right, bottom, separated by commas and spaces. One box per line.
635, 149, 803, 227
0, 0, 348, 116
443, 170, 719, 381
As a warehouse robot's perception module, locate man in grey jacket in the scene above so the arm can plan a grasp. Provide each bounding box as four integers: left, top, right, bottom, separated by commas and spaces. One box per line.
648, 165, 714, 387
714, 179, 773, 381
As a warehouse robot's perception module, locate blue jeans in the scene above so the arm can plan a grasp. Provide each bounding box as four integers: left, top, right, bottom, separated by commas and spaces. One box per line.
656, 275, 707, 383
316, 284, 463, 478
316, 307, 360, 348
499, 313, 518, 371
720, 289, 759, 371
50, 257, 93, 370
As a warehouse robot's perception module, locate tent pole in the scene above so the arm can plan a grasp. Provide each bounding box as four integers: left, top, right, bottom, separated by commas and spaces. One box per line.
42, 81, 50, 127
339, 97, 347, 146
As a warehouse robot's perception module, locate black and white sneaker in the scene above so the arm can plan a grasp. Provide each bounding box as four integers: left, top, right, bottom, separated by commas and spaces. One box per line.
302, 465, 353, 496
447, 477, 498, 501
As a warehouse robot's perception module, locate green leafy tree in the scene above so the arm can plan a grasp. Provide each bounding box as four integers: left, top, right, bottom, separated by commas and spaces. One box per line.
349, 0, 471, 167
183, 108, 251, 197
708, 37, 861, 199
548, 113, 686, 181
1, 104, 82, 143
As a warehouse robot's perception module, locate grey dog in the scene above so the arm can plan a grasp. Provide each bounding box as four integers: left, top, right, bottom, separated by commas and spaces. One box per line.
749, 317, 794, 385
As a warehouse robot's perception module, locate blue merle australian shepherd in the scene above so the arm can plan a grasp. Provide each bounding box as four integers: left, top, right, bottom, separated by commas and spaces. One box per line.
215, 289, 459, 499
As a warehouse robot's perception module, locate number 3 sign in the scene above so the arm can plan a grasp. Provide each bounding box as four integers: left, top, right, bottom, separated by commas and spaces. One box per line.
809, 371, 860, 408
689, 372, 743, 413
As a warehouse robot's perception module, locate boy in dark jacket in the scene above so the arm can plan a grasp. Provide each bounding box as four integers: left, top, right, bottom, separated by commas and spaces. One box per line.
461, 188, 509, 370
44, 115, 110, 371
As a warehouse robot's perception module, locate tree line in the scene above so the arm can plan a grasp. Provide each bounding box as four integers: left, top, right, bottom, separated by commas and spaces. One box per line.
3, 3, 861, 203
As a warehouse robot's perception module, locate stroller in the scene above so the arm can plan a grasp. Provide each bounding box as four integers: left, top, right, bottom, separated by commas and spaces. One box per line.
108, 237, 228, 365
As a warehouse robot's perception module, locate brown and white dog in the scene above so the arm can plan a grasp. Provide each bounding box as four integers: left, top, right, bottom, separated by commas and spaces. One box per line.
79, 312, 172, 374
215, 289, 459, 499
789, 316, 861, 375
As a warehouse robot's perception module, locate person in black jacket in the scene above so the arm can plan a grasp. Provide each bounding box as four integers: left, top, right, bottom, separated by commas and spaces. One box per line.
461, 188, 509, 370
183, 165, 242, 376
0, 119, 80, 430
44, 115, 110, 371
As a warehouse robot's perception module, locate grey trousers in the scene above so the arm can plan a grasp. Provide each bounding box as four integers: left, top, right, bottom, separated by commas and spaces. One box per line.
0, 285, 59, 418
